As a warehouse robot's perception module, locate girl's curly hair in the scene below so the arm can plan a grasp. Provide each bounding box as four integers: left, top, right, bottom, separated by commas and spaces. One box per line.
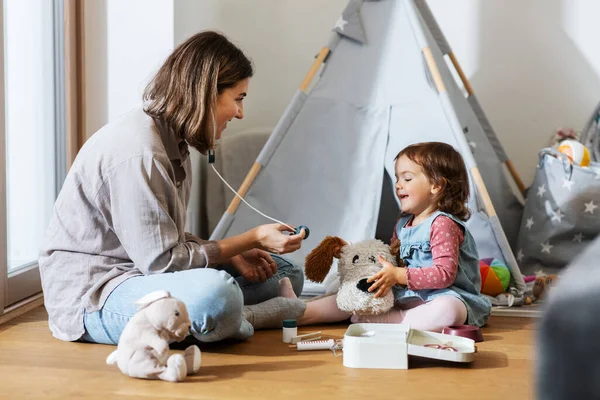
396, 142, 471, 221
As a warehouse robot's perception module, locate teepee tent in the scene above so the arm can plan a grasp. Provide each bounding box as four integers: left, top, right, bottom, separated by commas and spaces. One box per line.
210, 0, 527, 301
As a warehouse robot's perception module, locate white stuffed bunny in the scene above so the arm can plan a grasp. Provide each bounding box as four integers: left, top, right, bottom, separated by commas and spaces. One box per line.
106, 290, 201, 382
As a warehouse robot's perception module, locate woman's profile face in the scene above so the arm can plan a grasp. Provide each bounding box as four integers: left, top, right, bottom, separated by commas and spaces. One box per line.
215, 78, 249, 139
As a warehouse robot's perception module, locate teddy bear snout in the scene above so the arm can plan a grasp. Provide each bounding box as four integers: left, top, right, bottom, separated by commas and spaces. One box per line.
172, 320, 191, 341
356, 278, 374, 293
343, 263, 381, 293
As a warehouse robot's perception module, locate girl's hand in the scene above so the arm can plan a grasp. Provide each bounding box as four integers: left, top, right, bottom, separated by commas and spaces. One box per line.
253, 223, 304, 255
367, 255, 408, 298
231, 249, 278, 283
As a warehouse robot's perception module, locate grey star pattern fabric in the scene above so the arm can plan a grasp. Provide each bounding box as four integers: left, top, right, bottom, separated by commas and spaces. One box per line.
333, 0, 367, 43
516, 148, 600, 275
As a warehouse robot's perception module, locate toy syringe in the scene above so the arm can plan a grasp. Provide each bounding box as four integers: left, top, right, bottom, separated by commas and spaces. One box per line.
289, 339, 336, 351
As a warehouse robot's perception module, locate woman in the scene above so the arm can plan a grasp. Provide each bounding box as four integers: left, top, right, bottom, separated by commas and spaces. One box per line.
39, 31, 307, 344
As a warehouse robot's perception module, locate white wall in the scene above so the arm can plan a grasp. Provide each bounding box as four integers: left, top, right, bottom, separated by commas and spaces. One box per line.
430, 0, 600, 184
85, 0, 600, 185
84, 0, 174, 137
174, 0, 347, 132
106, 0, 174, 122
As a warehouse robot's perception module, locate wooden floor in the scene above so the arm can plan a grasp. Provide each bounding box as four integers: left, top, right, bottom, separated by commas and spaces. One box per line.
0, 307, 537, 400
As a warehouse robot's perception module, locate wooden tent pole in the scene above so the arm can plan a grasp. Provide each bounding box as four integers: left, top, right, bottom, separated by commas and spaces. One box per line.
226, 163, 261, 214
300, 47, 330, 92
423, 47, 446, 93
448, 52, 474, 96
470, 168, 496, 218
448, 52, 526, 195
225, 46, 331, 215
423, 47, 497, 217
505, 159, 526, 195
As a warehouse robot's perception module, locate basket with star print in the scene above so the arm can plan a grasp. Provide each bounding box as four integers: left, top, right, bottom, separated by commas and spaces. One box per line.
516, 147, 600, 275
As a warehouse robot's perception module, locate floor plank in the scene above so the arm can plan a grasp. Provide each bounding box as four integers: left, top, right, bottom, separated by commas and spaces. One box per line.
0, 307, 536, 400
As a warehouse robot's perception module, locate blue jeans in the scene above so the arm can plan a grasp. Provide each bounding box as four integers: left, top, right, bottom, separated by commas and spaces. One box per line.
81, 255, 304, 345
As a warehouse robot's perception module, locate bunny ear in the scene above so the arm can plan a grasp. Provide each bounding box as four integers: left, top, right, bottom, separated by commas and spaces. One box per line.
304, 236, 347, 283
134, 290, 171, 308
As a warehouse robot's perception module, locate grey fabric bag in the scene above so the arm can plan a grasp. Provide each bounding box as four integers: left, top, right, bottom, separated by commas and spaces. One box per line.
516, 148, 600, 275
580, 101, 600, 162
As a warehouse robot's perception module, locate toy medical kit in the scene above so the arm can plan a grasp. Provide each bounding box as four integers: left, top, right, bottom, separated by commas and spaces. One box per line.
441, 325, 484, 342
341, 323, 476, 369
293, 339, 336, 351
290, 331, 322, 344
282, 319, 298, 343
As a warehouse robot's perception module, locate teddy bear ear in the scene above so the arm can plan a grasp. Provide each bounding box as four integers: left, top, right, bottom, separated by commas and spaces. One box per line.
304, 236, 347, 283
332, 245, 343, 259
134, 290, 172, 308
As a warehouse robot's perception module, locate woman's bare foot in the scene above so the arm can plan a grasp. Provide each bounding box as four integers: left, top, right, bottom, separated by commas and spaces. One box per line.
278, 277, 297, 298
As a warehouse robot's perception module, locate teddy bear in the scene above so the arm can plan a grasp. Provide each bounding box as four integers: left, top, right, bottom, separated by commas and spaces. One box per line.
304, 236, 398, 316
106, 290, 201, 382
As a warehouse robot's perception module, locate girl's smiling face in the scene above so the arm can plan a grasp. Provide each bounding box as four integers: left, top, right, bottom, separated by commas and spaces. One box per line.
394, 155, 440, 220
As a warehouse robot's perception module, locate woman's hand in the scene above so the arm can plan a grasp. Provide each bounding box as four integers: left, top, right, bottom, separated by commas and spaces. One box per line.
253, 223, 304, 255
231, 249, 278, 283
367, 255, 408, 298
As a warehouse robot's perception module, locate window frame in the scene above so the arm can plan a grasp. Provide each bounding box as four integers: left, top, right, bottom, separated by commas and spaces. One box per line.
1, 0, 69, 314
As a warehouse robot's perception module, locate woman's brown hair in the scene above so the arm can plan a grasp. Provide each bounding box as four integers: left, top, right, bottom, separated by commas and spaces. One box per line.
144, 31, 253, 153
396, 142, 471, 221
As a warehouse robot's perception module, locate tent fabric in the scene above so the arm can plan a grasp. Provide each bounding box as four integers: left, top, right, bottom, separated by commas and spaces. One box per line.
210, 0, 526, 301
414, 0, 451, 55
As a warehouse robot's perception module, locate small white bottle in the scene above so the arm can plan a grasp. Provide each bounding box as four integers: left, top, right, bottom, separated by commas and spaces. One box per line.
282, 319, 297, 343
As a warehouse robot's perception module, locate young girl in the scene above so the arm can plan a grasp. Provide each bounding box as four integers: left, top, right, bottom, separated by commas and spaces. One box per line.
357, 141, 491, 330
275, 141, 491, 332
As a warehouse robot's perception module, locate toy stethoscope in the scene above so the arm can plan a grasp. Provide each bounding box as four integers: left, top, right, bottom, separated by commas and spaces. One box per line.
208, 148, 309, 239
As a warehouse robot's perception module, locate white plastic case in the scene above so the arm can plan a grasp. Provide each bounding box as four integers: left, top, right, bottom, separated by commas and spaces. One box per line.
342, 323, 476, 369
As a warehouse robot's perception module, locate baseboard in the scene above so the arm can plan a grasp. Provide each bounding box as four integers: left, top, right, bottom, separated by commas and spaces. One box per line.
301, 281, 326, 297
491, 304, 544, 318
0, 293, 44, 325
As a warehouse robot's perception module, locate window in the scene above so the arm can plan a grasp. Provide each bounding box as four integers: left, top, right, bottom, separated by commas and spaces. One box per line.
1, 0, 66, 312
